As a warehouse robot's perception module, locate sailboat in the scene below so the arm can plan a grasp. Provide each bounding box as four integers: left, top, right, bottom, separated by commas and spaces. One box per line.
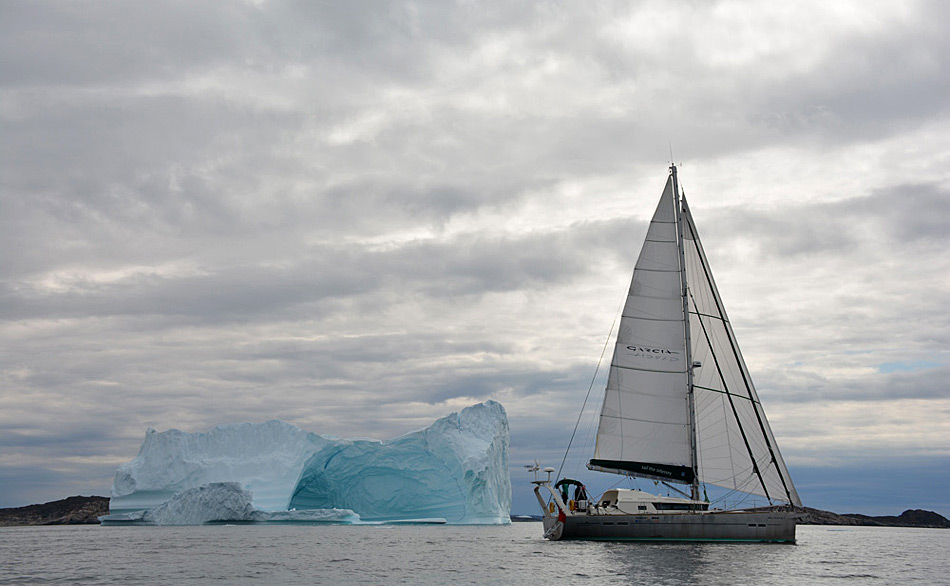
533, 164, 802, 542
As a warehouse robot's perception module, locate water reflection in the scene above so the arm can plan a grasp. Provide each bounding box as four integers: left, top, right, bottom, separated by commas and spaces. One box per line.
599, 542, 708, 584
579, 539, 811, 585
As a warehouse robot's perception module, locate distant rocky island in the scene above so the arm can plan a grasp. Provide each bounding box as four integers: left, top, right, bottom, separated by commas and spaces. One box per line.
799, 507, 950, 528
2, 496, 948, 528
0, 496, 109, 526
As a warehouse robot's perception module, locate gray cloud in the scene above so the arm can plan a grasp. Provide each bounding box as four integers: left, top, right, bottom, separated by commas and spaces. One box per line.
696, 180, 950, 259
1, 0, 949, 513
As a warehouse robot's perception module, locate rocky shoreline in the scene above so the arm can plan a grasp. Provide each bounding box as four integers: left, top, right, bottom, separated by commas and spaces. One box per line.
2, 496, 948, 528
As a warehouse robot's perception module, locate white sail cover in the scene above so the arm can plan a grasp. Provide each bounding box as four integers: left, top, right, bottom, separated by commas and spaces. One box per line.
592, 169, 801, 506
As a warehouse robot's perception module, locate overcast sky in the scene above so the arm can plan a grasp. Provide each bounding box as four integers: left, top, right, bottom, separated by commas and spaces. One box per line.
2, 0, 948, 516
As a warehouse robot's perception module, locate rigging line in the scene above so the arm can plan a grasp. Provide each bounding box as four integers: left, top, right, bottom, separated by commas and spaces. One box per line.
694, 384, 760, 403
556, 296, 624, 480
689, 310, 729, 322
683, 197, 796, 505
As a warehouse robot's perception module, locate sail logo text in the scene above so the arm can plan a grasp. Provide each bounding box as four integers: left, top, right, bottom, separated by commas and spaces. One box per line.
636, 465, 684, 478
625, 346, 680, 361
626, 346, 678, 354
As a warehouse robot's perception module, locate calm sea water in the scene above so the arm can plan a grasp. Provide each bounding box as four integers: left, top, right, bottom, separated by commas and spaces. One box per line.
1, 523, 948, 585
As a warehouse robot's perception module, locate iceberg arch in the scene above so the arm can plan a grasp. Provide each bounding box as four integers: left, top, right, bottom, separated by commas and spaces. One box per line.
290, 400, 510, 523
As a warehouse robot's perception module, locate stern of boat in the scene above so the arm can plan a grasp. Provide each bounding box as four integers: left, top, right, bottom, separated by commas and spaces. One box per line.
532, 472, 569, 540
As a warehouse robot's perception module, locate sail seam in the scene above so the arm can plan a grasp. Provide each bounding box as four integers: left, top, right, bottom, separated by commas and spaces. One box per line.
620, 314, 681, 323
601, 415, 687, 426
611, 387, 692, 400
612, 364, 687, 374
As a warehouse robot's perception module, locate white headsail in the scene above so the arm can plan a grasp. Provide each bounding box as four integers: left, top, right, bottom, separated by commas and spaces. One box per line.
682, 197, 801, 506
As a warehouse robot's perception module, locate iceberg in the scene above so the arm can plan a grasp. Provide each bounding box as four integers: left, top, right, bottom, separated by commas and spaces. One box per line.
142, 482, 258, 525
290, 400, 510, 523
109, 419, 329, 515
104, 401, 510, 525
114, 483, 360, 525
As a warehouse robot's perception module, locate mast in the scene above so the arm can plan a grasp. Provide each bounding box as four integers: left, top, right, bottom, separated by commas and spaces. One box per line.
671, 164, 701, 502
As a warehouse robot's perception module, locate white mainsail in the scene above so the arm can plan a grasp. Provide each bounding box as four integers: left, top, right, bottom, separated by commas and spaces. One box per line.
590, 167, 800, 506
590, 175, 693, 483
